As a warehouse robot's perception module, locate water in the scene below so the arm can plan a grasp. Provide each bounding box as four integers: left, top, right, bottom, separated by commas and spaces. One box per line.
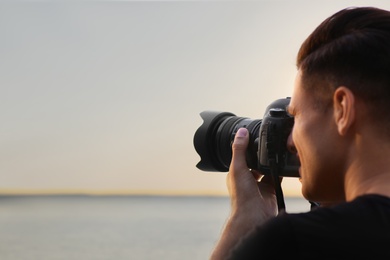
0, 195, 310, 260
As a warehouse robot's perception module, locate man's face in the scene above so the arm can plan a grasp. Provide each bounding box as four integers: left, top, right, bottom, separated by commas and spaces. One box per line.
288, 71, 345, 203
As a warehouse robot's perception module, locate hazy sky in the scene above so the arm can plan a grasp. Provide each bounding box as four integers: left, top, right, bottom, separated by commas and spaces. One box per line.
2, 0, 390, 196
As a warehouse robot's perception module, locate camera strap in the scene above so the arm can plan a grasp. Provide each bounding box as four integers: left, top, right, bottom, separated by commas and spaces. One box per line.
268, 158, 286, 215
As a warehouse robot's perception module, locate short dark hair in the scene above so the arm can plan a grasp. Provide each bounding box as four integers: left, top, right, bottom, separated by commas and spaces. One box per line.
297, 7, 390, 118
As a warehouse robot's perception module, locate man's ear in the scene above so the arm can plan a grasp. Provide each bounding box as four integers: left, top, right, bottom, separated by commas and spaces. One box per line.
333, 87, 355, 136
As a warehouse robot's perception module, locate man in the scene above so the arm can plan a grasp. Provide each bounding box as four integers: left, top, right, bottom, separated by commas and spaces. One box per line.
210, 6, 390, 259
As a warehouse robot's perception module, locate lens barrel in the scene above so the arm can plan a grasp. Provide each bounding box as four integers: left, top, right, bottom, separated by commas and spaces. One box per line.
193, 111, 261, 172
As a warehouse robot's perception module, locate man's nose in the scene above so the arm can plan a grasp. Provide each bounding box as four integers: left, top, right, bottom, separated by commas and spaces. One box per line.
287, 131, 297, 154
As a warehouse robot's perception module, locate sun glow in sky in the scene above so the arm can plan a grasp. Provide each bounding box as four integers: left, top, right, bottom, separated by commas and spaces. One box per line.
2, 0, 390, 197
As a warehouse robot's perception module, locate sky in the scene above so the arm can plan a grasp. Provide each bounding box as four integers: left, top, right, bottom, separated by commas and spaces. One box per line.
1, 0, 390, 197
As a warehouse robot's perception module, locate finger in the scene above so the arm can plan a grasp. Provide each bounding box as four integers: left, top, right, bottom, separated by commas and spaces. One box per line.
259, 174, 283, 186
230, 128, 249, 173
257, 175, 284, 202
250, 169, 263, 181
257, 175, 277, 196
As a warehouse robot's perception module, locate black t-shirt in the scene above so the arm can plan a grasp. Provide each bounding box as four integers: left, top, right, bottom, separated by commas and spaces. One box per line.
228, 194, 390, 259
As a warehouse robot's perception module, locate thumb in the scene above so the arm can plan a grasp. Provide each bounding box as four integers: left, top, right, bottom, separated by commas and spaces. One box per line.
231, 128, 249, 171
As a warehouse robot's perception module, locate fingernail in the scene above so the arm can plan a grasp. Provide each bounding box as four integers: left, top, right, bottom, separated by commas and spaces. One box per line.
236, 128, 248, 137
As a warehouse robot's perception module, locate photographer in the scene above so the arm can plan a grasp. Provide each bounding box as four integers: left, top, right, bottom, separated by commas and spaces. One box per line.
210, 7, 390, 259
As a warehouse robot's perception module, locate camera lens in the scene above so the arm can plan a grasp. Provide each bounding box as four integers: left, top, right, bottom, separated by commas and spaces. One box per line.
193, 111, 261, 172
193, 98, 300, 177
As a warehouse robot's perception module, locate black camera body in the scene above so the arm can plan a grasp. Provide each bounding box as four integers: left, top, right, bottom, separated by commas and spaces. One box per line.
193, 97, 300, 177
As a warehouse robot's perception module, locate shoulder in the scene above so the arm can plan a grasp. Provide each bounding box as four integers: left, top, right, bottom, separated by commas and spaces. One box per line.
228, 195, 390, 260
280, 194, 390, 230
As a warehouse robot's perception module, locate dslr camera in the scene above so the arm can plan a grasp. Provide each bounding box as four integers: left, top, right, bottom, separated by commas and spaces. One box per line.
193, 97, 300, 178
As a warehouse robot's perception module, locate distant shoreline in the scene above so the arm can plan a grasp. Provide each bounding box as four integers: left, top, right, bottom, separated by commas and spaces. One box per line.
0, 189, 227, 197
0, 193, 305, 199
0, 189, 302, 197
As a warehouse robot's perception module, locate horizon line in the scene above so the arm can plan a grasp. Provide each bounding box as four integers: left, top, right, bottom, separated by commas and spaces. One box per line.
0, 188, 303, 197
